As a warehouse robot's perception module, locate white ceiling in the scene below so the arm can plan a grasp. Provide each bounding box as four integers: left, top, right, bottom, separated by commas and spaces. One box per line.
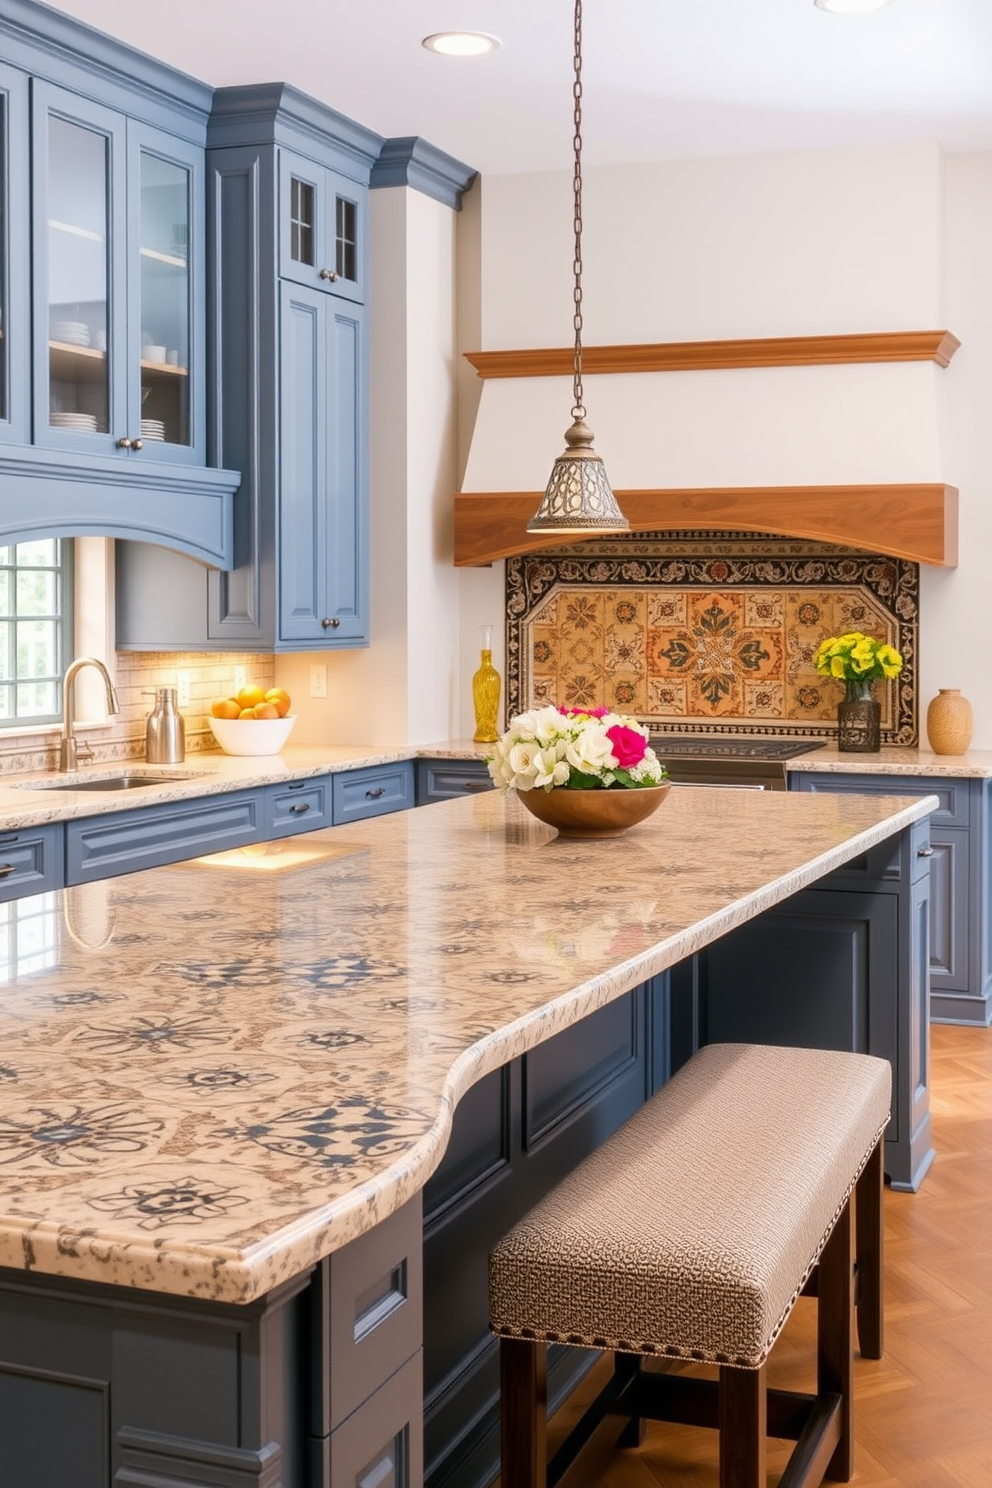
49, 0, 992, 176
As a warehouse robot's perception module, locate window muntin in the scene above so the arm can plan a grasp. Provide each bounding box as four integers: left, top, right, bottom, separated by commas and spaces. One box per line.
0, 539, 72, 726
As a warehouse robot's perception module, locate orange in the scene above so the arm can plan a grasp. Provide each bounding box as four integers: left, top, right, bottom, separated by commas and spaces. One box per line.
211, 697, 241, 720
253, 702, 280, 719
236, 684, 267, 709
264, 687, 292, 717
238, 707, 256, 719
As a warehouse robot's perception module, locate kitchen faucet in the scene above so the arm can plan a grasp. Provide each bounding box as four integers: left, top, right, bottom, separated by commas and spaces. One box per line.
59, 657, 120, 772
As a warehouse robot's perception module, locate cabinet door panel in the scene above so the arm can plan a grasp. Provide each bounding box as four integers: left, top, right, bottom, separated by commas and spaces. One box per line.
31, 82, 127, 456
0, 62, 29, 445
323, 300, 367, 639
126, 120, 206, 465
279, 149, 366, 305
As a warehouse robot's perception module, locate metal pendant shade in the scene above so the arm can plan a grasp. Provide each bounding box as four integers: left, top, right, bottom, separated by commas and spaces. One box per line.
527, 0, 629, 536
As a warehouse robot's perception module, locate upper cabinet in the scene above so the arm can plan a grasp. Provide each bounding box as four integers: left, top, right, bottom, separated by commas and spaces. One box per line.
32, 85, 204, 465
117, 84, 381, 652
0, 2, 238, 566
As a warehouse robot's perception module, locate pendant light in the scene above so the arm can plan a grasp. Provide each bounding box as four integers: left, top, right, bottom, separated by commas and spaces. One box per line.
526, 0, 629, 535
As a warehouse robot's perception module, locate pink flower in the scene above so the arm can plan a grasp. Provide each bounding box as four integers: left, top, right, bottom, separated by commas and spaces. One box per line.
558, 705, 609, 718
606, 725, 648, 767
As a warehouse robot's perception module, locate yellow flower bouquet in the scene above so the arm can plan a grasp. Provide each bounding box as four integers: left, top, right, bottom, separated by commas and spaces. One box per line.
814, 632, 903, 699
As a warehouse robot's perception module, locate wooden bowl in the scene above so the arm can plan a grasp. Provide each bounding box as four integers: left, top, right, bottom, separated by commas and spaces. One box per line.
515, 783, 670, 838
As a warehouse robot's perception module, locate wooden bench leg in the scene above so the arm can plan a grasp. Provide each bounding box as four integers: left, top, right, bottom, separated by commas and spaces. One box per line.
501, 1336, 548, 1488
855, 1138, 884, 1359
818, 1197, 854, 1482
719, 1362, 766, 1488
614, 1351, 646, 1448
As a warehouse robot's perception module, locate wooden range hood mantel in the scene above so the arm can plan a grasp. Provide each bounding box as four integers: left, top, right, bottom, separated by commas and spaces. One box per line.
453, 484, 959, 568
454, 330, 960, 568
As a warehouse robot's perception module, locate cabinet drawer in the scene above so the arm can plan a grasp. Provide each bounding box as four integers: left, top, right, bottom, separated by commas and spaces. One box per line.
65, 791, 262, 884
791, 770, 972, 826
264, 777, 332, 837
326, 1193, 423, 1431
333, 762, 413, 824
0, 824, 64, 902
327, 1349, 423, 1488
415, 758, 493, 804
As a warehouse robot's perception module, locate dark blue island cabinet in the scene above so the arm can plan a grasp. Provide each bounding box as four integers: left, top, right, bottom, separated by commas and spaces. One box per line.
115, 84, 380, 650
792, 771, 992, 1027
0, 819, 932, 1488
0, 0, 240, 564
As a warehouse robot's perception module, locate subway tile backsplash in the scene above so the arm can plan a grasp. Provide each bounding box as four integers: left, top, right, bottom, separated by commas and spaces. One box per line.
0, 652, 275, 775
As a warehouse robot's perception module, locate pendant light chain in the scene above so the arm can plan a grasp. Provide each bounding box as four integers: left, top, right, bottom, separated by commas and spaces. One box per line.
571, 0, 585, 421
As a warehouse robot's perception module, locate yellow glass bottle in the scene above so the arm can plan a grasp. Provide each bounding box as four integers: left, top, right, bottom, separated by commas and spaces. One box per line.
472, 624, 501, 743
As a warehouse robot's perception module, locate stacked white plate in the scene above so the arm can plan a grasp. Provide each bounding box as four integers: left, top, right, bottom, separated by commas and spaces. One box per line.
50, 320, 91, 347
50, 411, 98, 432
140, 418, 166, 442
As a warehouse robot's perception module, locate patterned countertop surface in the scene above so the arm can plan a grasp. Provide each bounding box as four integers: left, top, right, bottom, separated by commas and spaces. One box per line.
786, 745, 992, 778
0, 785, 934, 1303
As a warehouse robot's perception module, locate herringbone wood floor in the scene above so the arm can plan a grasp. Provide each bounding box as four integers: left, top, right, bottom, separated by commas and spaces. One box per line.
501, 1023, 992, 1488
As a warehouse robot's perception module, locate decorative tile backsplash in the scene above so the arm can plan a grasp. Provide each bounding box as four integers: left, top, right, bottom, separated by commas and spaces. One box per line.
506, 533, 918, 744
0, 652, 275, 775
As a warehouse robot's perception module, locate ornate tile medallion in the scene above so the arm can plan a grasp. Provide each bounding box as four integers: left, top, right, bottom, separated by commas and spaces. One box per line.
506, 533, 917, 744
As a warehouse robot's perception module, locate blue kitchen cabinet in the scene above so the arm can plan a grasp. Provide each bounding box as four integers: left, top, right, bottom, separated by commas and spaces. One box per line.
0, 60, 30, 449
333, 762, 414, 824
0, 1, 239, 566
116, 84, 379, 651
792, 770, 990, 1027
65, 790, 263, 885
0, 823, 64, 901
415, 758, 494, 804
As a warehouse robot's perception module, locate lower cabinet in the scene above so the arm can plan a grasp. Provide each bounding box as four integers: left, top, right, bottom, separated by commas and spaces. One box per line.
0, 823, 64, 901
1, 761, 416, 898
791, 771, 991, 1026
415, 758, 493, 805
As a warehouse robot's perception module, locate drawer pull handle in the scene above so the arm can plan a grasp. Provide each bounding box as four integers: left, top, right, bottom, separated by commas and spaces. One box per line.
289, 803, 311, 815
365, 786, 385, 799
0, 863, 16, 877
464, 781, 491, 792
354, 1262, 407, 1343
917, 846, 934, 858
321, 616, 341, 629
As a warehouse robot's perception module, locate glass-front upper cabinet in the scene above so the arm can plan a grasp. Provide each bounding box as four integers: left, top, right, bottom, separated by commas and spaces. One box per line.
279, 149, 366, 305
31, 83, 204, 465
0, 63, 28, 446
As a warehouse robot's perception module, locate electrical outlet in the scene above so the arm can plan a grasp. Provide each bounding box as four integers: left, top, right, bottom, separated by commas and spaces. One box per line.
233, 665, 247, 692
176, 671, 191, 708
309, 664, 328, 699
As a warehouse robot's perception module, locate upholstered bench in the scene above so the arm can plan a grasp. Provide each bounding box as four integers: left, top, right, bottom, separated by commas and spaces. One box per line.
489, 1042, 891, 1488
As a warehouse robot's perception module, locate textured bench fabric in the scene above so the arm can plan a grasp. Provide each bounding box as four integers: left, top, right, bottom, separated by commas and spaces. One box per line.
490, 1042, 891, 1368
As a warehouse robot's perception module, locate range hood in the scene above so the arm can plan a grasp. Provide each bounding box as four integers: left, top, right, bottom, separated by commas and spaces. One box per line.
454, 330, 959, 567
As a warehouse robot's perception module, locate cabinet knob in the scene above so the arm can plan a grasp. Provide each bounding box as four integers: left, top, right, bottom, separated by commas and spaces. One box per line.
321, 617, 341, 629
917, 846, 934, 858
116, 436, 133, 449
318, 267, 339, 282
132, 438, 144, 451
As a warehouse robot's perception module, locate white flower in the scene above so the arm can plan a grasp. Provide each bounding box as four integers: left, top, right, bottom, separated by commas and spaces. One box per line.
564, 722, 615, 775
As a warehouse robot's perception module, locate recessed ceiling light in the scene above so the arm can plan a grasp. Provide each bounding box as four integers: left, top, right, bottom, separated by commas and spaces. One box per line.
814, 0, 893, 12
422, 32, 501, 58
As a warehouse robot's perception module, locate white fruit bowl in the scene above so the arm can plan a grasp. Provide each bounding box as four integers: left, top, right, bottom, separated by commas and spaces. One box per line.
208, 714, 297, 756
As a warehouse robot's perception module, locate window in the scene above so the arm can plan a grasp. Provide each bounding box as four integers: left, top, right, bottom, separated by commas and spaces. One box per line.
0, 539, 73, 726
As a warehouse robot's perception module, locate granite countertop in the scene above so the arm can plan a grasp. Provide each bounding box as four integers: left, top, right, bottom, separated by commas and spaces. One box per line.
0, 785, 934, 1303
0, 741, 490, 830
787, 745, 992, 778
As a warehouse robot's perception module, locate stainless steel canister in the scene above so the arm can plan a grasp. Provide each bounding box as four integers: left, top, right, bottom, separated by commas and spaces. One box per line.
145, 687, 186, 764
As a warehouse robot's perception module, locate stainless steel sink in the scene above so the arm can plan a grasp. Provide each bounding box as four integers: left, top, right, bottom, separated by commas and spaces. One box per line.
26, 774, 186, 792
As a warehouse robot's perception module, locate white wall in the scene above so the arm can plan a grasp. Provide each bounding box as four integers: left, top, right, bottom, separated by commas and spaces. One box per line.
457, 141, 992, 745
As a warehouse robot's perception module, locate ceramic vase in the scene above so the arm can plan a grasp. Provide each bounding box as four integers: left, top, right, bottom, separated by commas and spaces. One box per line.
837, 679, 881, 753
472, 625, 501, 743
926, 689, 973, 755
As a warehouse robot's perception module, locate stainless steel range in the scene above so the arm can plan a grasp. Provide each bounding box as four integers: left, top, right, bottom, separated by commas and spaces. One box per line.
650, 737, 826, 791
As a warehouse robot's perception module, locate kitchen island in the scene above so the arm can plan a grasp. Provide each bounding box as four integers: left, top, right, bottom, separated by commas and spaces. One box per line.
0, 785, 935, 1488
